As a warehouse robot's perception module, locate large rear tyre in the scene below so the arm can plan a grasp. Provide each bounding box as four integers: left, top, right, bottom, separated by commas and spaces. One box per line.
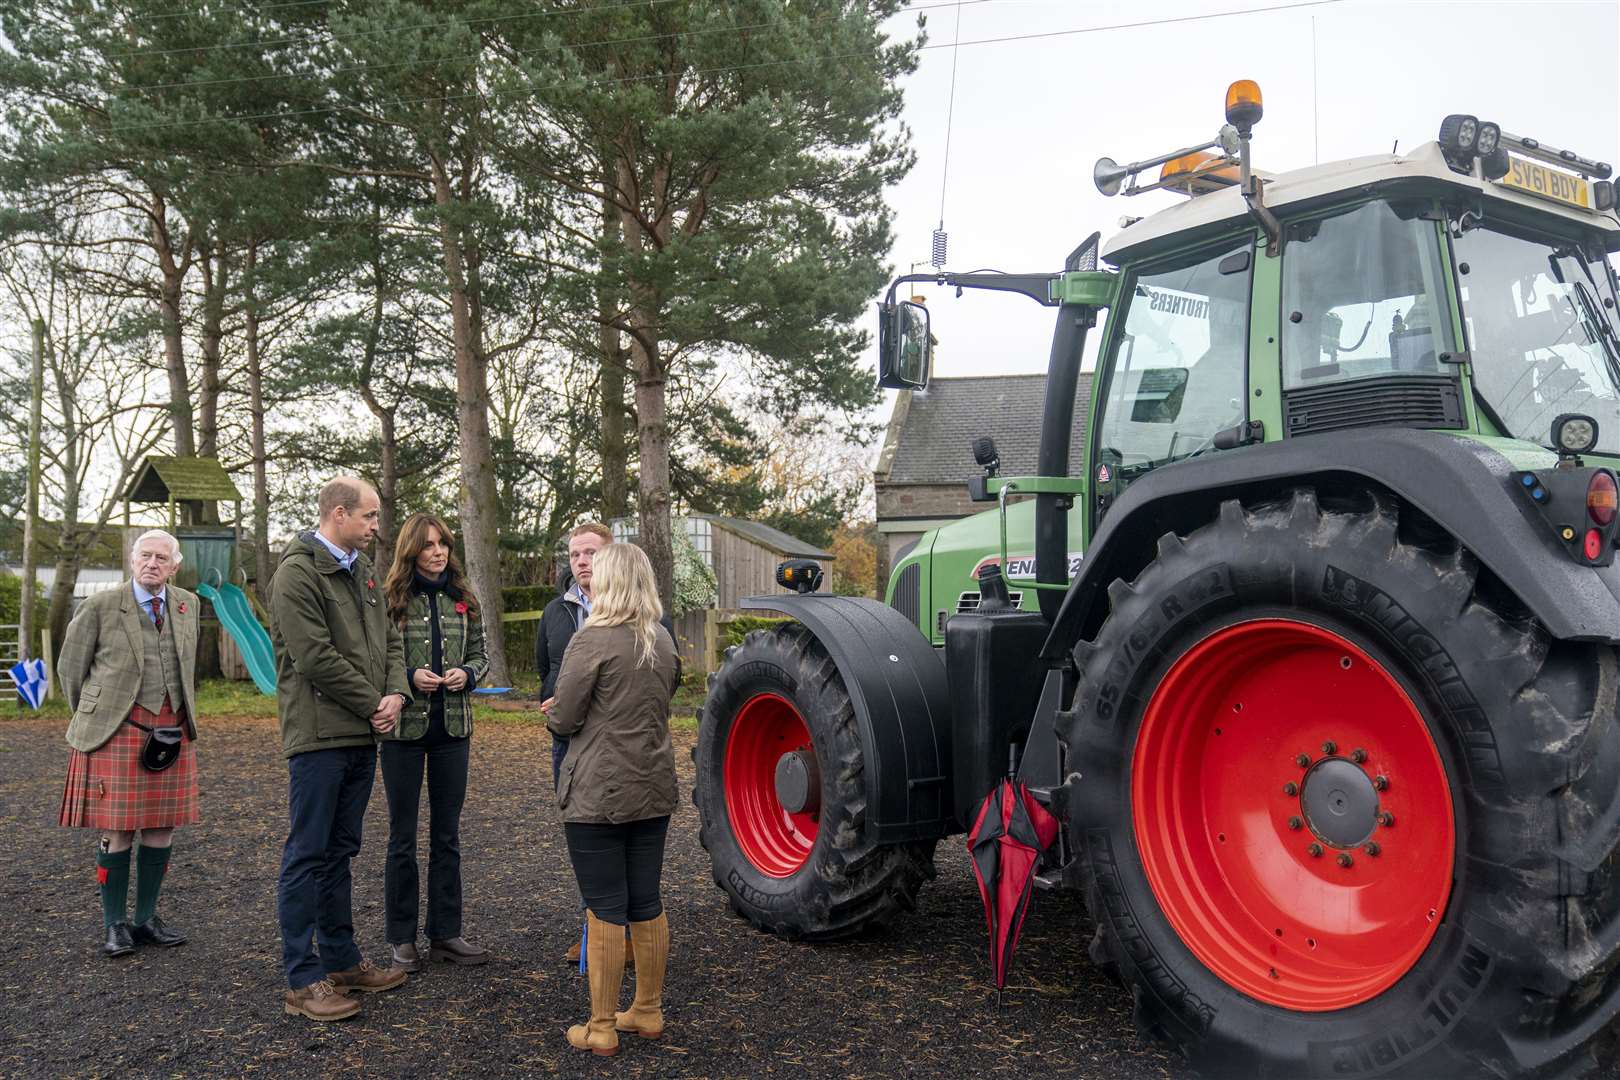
694, 623, 935, 940
1063, 489, 1620, 1077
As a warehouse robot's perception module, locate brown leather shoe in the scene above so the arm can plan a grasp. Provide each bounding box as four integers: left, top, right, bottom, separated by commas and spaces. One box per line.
328, 958, 407, 994
391, 942, 422, 973
429, 937, 490, 965
283, 979, 361, 1022
565, 939, 582, 965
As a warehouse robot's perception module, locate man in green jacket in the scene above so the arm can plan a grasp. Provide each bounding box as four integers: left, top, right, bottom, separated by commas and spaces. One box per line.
271, 476, 411, 1022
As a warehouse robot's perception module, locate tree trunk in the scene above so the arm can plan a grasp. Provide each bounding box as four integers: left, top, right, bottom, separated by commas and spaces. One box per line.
431, 158, 509, 685
196, 242, 227, 526
152, 192, 195, 460
599, 179, 628, 520
356, 255, 399, 558
243, 241, 273, 592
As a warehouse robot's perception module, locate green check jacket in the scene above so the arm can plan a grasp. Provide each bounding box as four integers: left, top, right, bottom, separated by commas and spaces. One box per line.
389, 587, 489, 741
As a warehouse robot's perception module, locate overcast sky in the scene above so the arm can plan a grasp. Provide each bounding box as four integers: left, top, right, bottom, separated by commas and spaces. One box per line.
873, 0, 1620, 382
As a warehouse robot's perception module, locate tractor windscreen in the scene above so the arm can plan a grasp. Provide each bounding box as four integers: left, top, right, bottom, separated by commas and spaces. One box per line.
1281, 200, 1458, 388
1454, 225, 1620, 454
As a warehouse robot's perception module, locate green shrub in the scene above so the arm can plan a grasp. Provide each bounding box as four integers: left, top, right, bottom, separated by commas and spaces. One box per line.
722, 614, 793, 649
499, 583, 556, 671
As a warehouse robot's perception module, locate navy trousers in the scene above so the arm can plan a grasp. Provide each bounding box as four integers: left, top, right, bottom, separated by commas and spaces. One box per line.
277, 745, 376, 989
380, 733, 469, 944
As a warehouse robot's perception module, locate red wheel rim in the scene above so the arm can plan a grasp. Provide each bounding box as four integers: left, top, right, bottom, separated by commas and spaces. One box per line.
724, 693, 820, 877
1132, 618, 1454, 1011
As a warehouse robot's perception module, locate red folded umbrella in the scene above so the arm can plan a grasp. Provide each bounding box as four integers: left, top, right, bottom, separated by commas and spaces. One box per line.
967, 777, 1061, 990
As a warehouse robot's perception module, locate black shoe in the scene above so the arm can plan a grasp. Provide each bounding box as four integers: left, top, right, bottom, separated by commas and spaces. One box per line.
131, 915, 187, 948
103, 922, 135, 958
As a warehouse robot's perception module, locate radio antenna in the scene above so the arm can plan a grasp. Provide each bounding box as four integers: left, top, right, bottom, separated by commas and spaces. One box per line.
933, 2, 964, 270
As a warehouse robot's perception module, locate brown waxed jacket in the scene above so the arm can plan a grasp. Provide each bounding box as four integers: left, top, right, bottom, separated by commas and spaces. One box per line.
546, 622, 679, 824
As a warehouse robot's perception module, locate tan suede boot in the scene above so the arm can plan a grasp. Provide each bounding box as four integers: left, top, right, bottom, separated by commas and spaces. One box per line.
567, 911, 625, 1056
615, 913, 669, 1040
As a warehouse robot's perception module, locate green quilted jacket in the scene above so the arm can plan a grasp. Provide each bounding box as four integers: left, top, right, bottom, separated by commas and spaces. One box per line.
389, 583, 489, 741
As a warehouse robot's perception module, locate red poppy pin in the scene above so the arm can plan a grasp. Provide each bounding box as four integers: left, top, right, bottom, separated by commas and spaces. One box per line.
177, 602, 187, 614
455, 601, 468, 614
367, 579, 375, 589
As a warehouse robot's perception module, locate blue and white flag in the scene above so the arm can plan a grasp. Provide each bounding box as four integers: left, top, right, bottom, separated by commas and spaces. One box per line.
10, 658, 47, 710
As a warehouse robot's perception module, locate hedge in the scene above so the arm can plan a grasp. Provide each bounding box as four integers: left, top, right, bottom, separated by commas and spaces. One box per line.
723, 614, 793, 650
499, 583, 557, 670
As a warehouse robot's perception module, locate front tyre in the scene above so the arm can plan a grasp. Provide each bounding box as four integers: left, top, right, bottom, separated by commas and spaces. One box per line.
694, 623, 935, 940
1064, 489, 1620, 1078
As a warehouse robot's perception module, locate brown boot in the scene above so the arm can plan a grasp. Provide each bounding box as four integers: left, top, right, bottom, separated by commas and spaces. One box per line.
283, 978, 361, 1022
566, 911, 625, 1056
615, 913, 669, 1040
328, 958, 408, 994
565, 938, 581, 965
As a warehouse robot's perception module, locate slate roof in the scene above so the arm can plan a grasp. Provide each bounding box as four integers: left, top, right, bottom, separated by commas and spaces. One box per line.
880, 374, 1094, 486
125, 456, 243, 504
688, 512, 834, 560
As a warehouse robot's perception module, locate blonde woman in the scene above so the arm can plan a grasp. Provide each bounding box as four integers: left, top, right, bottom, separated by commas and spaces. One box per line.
546, 542, 679, 1057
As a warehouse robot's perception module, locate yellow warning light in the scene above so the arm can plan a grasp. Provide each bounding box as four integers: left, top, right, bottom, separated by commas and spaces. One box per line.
1225, 79, 1263, 130
1158, 151, 1239, 195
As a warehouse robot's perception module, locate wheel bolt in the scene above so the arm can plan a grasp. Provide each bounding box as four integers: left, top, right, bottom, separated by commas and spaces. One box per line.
1373, 775, 1389, 791
1307, 842, 1323, 857
1283, 782, 1299, 796
1295, 753, 1311, 768
1378, 811, 1395, 827
1351, 748, 1367, 764
1288, 816, 1303, 830
1364, 842, 1381, 857
1322, 740, 1337, 756
1337, 852, 1354, 868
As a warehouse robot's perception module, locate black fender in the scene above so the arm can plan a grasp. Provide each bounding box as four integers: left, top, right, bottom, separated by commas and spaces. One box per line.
741, 594, 955, 842
1043, 427, 1620, 661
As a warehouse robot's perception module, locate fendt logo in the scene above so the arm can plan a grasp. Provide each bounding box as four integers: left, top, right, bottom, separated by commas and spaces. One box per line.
970, 552, 1083, 581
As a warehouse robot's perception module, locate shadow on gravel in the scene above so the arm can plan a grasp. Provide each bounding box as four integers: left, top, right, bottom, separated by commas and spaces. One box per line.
0, 713, 1191, 1079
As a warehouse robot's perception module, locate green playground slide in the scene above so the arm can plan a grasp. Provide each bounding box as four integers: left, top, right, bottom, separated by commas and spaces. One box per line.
198, 582, 276, 695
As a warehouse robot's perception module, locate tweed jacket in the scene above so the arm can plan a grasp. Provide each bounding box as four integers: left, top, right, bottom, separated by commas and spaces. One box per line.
388, 582, 490, 741
547, 622, 679, 824
58, 581, 201, 753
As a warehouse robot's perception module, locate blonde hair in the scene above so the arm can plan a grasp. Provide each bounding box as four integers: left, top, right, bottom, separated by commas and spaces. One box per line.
585, 543, 663, 668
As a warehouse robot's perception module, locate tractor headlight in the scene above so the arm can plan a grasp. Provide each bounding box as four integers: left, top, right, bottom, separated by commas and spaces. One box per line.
1475, 122, 1500, 156
1439, 114, 1479, 155
1481, 148, 1511, 181
1596, 181, 1616, 212
1553, 413, 1600, 455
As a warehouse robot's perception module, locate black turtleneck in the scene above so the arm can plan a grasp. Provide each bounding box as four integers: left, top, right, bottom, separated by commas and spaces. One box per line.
412, 569, 450, 739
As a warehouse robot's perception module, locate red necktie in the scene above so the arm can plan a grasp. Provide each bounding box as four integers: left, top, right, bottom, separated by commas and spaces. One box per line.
149, 596, 164, 632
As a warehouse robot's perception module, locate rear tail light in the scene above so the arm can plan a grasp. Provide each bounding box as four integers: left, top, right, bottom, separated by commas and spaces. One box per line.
1586, 529, 1604, 560
1588, 471, 1617, 526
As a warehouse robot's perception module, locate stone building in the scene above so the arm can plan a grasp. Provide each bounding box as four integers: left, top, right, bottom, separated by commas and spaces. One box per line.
872, 373, 1093, 593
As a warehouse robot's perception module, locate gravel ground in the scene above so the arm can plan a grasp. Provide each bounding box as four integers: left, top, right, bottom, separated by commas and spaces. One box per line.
0, 711, 1192, 1079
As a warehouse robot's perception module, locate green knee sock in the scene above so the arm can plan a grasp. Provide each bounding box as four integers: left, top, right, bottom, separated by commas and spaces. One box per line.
97, 849, 130, 929
134, 845, 171, 925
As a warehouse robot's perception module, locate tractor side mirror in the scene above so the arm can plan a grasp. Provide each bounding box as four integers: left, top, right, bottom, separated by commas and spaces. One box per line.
878, 300, 932, 390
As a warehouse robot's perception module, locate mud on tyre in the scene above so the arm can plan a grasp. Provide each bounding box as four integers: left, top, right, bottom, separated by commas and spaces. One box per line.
1062, 488, 1620, 1078
693, 622, 935, 940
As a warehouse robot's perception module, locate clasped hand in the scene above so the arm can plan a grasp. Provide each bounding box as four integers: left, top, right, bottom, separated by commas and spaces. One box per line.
370, 693, 405, 733
414, 667, 467, 693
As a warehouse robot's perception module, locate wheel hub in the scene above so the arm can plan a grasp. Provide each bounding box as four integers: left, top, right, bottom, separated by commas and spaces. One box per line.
1301, 757, 1379, 848
774, 748, 820, 815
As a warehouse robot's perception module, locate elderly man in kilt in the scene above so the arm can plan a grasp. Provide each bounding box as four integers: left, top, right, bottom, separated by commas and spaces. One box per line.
58, 529, 200, 959
271, 477, 412, 1022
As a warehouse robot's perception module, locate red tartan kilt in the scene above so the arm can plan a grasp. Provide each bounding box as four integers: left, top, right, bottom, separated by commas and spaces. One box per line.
58, 700, 199, 831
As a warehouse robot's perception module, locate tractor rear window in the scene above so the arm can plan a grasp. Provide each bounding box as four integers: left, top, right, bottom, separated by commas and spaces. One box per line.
1281, 200, 1458, 388
1455, 226, 1620, 455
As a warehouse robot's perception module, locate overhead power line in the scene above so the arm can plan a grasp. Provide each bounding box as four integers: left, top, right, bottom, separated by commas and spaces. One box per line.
90, 0, 1347, 136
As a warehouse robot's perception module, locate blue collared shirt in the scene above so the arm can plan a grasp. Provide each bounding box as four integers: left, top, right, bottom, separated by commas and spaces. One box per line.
132, 581, 168, 626
567, 582, 592, 629
312, 530, 359, 573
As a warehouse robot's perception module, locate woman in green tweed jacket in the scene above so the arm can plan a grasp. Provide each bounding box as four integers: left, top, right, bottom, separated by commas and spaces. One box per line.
378, 513, 491, 972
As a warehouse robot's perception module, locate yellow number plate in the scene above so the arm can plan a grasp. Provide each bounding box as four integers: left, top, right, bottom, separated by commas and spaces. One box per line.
1497, 154, 1591, 209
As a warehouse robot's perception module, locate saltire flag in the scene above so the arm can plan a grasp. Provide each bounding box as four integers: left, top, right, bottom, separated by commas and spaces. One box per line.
10, 658, 47, 710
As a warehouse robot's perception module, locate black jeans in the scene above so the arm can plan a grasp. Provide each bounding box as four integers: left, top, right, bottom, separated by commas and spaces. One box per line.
380, 734, 470, 943
563, 817, 670, 926
278, 745, 375, 988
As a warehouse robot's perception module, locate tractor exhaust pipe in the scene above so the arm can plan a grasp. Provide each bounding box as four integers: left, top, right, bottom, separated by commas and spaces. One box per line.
1035, 303, 1094, 622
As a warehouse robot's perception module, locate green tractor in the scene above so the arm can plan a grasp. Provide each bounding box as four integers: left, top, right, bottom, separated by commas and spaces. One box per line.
693, 80, 1620, 1076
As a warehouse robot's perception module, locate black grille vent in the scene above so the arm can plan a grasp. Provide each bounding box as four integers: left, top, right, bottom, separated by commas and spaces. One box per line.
891, 562, 920, 626
1284, 376, 1464, 437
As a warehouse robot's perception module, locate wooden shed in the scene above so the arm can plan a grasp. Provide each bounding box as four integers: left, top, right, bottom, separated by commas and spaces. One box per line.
611, 513, 834, 609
